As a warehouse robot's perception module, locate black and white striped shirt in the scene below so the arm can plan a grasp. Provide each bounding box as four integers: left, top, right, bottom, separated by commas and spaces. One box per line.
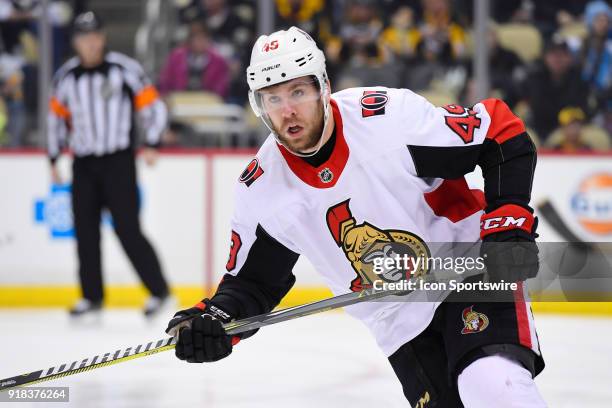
47, 51, 167, 162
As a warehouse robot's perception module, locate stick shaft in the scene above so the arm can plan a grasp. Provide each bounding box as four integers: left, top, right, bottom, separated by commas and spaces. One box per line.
0, 287, 410, 391
0, 337, 176, 391
224, 287, 408, 334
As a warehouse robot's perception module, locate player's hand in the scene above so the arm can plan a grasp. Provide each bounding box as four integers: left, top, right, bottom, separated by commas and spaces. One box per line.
166, 300, 234, 363
174, 314, 233, 363
50, 165, 62, 185
141, 147, 159, 167
165, 306, 201, 338
481, 231, 539, 283
480, 204, 539, 283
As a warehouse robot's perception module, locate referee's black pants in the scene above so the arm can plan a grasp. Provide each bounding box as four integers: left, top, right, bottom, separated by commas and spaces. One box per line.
72, 150, 169, 302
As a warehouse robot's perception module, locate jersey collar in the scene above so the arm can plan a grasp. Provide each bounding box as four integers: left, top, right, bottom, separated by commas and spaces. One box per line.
277, 99, 349, 188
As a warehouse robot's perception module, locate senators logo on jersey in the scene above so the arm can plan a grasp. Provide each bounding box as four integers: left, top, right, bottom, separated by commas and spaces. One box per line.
239, 158, 264, 187
326, 199, 430, 292
360, 90, 388, 118
461, 305, 489, 334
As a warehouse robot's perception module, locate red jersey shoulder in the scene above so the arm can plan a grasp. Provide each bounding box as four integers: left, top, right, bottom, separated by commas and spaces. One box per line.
360, 90, 389, 118
480, 98, 526, 143
239, 158, 264, 187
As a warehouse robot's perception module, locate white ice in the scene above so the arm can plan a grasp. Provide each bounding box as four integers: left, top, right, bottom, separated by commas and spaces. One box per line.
0, 309, 610, 407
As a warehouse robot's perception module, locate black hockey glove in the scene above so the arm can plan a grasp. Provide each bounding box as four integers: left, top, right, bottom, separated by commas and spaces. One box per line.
480, 204, 540, 283
166, 299, 236, 363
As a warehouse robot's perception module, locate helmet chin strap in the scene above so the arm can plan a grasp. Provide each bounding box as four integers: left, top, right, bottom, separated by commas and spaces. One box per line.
273, 88, 332, 158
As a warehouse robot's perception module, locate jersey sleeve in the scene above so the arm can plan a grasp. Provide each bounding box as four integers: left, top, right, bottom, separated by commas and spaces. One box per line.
115, 54, 168, 147
403, 91, 537, 212
209, 182, 299, 339
47, 72, 71, 164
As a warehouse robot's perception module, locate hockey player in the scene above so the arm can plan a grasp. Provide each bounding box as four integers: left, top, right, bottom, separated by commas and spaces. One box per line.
167, 27, 546, 407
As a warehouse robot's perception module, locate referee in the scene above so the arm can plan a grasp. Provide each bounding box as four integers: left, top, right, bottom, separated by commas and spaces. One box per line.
47, 11, 171, 317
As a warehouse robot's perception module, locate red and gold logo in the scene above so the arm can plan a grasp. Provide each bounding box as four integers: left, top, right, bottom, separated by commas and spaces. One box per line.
326, 199, 430, 292
461, 306, 489, 334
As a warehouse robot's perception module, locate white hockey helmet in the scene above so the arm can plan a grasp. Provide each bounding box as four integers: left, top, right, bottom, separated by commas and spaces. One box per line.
246, 26, 331, 156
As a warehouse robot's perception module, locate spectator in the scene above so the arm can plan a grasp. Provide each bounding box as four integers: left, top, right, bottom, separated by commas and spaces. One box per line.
547, 107, 593, 152
0, 48, 24, 147
178, 0, 254, 104
492, 1, 585, 37
487, 28, 526, 100
521, 36, 590, 141
404, 0, 468, 92
180, 0, 253, 59
0, 0, 36, 55
0, 0, 72, 146
580, 1, 612, 113
326, 0, 384, 69
323, 0, 402, 33
461, 26, 526, 108
158, 21, 230, 99
0, 0, 73, 66
418, 0, 467, 63
533, 1, 586, 38
331, 0, 401, 89
202, 0, 254, 105
380, 6, 421, 62
274, 0, 327, 45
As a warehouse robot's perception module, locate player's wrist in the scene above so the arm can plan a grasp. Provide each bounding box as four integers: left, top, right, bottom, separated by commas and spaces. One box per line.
166, 299, 235, 335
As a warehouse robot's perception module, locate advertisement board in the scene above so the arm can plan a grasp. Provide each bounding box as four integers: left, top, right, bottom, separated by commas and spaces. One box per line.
1, 151, 610, 306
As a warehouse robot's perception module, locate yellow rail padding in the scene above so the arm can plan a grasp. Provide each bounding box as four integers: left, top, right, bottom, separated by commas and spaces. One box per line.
0, 286, 205, 308
0, 286, 332, 309
0, 286, 611, 315
530, 302, 612, 315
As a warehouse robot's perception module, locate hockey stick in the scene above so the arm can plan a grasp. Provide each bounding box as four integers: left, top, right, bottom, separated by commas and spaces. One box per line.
536, 199, 593, 249
536, 198, 612, 282
0, 286, 411, 391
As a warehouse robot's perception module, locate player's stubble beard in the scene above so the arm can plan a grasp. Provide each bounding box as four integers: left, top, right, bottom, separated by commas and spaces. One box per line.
275, 100, 325, 155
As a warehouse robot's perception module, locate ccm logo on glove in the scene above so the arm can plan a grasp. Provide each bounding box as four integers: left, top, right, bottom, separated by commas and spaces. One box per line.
480, 204, 535, 239
482, 216, 526, 230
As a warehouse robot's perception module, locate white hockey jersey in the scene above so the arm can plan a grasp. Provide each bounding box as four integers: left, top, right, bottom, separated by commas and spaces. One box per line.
219, 87, 534, 356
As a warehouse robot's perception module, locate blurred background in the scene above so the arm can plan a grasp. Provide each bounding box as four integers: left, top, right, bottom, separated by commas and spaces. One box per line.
0, 1, 611, 407
0, 0, 609, 150
0, 0, 610, 321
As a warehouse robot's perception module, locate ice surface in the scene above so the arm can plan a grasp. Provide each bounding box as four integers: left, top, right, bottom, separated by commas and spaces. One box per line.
0, 309, 610, 407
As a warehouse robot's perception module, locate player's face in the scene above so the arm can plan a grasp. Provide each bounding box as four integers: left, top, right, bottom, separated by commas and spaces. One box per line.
73, 32, 106, 66
258, 77, 325, 153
